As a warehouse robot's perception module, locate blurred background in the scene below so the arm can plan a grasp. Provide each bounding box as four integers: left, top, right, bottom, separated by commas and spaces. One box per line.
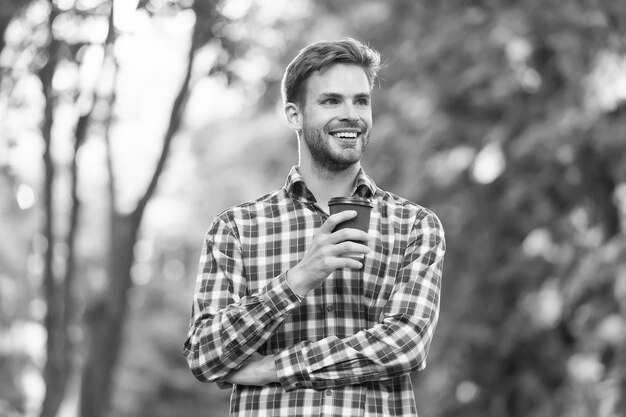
1, 0, 625, 416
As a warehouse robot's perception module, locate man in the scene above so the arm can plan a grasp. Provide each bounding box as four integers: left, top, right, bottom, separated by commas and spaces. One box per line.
184, 38, 445, 416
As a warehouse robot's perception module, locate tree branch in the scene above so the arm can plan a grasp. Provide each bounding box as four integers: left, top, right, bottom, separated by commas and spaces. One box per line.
134, 23, 201, 218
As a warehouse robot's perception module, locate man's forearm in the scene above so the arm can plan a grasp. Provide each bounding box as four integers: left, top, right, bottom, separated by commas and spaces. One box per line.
184, 269, 303, 383
222, 353, 279, 386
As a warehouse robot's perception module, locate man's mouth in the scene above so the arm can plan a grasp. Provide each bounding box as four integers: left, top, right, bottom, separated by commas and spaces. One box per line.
330, 130, 360, 139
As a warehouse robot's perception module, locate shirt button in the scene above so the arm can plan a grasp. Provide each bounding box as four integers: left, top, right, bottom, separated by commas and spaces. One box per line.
325, 389, 333, 396
326, 304, 334, 313
281, 300, 289, 307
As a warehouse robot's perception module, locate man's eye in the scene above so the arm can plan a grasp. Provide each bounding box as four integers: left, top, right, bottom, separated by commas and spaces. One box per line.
356, 98, 369, 106
322, 98, 339, 105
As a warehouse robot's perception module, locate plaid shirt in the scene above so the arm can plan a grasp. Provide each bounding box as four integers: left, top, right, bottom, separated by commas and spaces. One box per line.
184, 166, 445, 416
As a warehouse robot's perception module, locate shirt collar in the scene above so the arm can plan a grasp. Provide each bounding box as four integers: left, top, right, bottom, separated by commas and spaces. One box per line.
284, 165, 378, 203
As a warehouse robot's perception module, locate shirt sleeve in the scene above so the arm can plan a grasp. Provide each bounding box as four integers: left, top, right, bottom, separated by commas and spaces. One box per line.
183, 216, 303, 383
274, 210, 445, 391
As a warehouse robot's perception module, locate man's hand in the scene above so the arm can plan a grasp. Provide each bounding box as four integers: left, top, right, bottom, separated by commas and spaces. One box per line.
287, 210, 370, 297
222, 353, 279, 386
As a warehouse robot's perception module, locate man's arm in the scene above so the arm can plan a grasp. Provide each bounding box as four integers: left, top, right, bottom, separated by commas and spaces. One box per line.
274, 210, 445, 391
182, 216, 303, 383
183, 211, 370, 384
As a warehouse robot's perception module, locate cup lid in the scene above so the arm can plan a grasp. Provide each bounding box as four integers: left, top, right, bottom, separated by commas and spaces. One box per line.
328, 196, 374, 208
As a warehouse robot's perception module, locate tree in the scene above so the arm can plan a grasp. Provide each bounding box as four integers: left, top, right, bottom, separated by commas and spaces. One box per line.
37, 2, 66, 415
1, 0, 248, 415
77, 0, 208, 412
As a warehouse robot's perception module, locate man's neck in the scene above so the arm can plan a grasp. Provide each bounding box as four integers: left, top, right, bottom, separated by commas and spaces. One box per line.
297, 162, 360, 211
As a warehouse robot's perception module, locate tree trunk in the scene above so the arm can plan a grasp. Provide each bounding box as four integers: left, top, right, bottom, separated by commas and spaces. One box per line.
78, 10, 199, 415
80, 212, 141, 417
38, 4, 69, 416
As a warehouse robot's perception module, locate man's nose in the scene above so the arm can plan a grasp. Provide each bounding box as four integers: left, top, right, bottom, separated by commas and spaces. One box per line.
339, 103, 360, 121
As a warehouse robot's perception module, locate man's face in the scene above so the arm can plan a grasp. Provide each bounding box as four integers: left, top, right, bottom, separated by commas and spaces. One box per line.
299, 63, 372, 172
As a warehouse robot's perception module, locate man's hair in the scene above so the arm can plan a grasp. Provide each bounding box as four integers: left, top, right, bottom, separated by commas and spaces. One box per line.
281, 38, 381, 106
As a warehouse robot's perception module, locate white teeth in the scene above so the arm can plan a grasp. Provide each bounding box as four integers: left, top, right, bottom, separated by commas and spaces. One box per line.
333, 132, 358, 138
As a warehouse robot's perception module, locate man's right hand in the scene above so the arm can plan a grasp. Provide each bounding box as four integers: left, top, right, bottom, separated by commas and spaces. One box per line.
287, 210, 370, 298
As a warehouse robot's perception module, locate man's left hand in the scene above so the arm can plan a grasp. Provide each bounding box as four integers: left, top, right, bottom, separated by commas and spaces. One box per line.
223, 353, 279, 386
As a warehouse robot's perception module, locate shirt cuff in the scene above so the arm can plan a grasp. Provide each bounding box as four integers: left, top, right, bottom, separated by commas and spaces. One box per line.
274, 342, 311, 391
259, 272, 303, 315
285, 269, 307, 301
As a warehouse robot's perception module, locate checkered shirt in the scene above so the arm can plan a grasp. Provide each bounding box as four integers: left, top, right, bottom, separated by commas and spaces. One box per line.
184, 166, 445, 416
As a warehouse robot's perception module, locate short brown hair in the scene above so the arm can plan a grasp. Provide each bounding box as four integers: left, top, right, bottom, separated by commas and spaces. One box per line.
281, 38, 381, 106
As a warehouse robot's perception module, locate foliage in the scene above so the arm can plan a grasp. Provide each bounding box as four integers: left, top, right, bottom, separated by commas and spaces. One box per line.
1, 0, 625, 416
327, 1, 626, 416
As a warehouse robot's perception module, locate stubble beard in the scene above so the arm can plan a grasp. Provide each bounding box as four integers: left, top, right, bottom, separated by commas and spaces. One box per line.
301, 123, 370, 173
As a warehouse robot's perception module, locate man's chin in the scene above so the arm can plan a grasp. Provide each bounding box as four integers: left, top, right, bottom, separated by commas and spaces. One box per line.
321, 153, 362, 172
303, 135, 365, 172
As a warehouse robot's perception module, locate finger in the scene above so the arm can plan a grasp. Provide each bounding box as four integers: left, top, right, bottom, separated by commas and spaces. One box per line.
320, 210, 358, 233
330, 256, 363, 270
332, 241, 370, 255
328, 228, 370, 244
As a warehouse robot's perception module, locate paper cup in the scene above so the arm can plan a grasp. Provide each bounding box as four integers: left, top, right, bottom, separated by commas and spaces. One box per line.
328, 196, 373, 263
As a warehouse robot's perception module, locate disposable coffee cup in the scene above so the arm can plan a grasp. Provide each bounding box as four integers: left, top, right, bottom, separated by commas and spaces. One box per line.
328, 196, 373, 263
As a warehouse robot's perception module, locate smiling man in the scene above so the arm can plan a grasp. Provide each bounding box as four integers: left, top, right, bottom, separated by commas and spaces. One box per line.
184, 38, 446, 416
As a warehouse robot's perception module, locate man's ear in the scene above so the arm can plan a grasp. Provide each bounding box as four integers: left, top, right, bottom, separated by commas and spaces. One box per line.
284, 102, 303, 131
